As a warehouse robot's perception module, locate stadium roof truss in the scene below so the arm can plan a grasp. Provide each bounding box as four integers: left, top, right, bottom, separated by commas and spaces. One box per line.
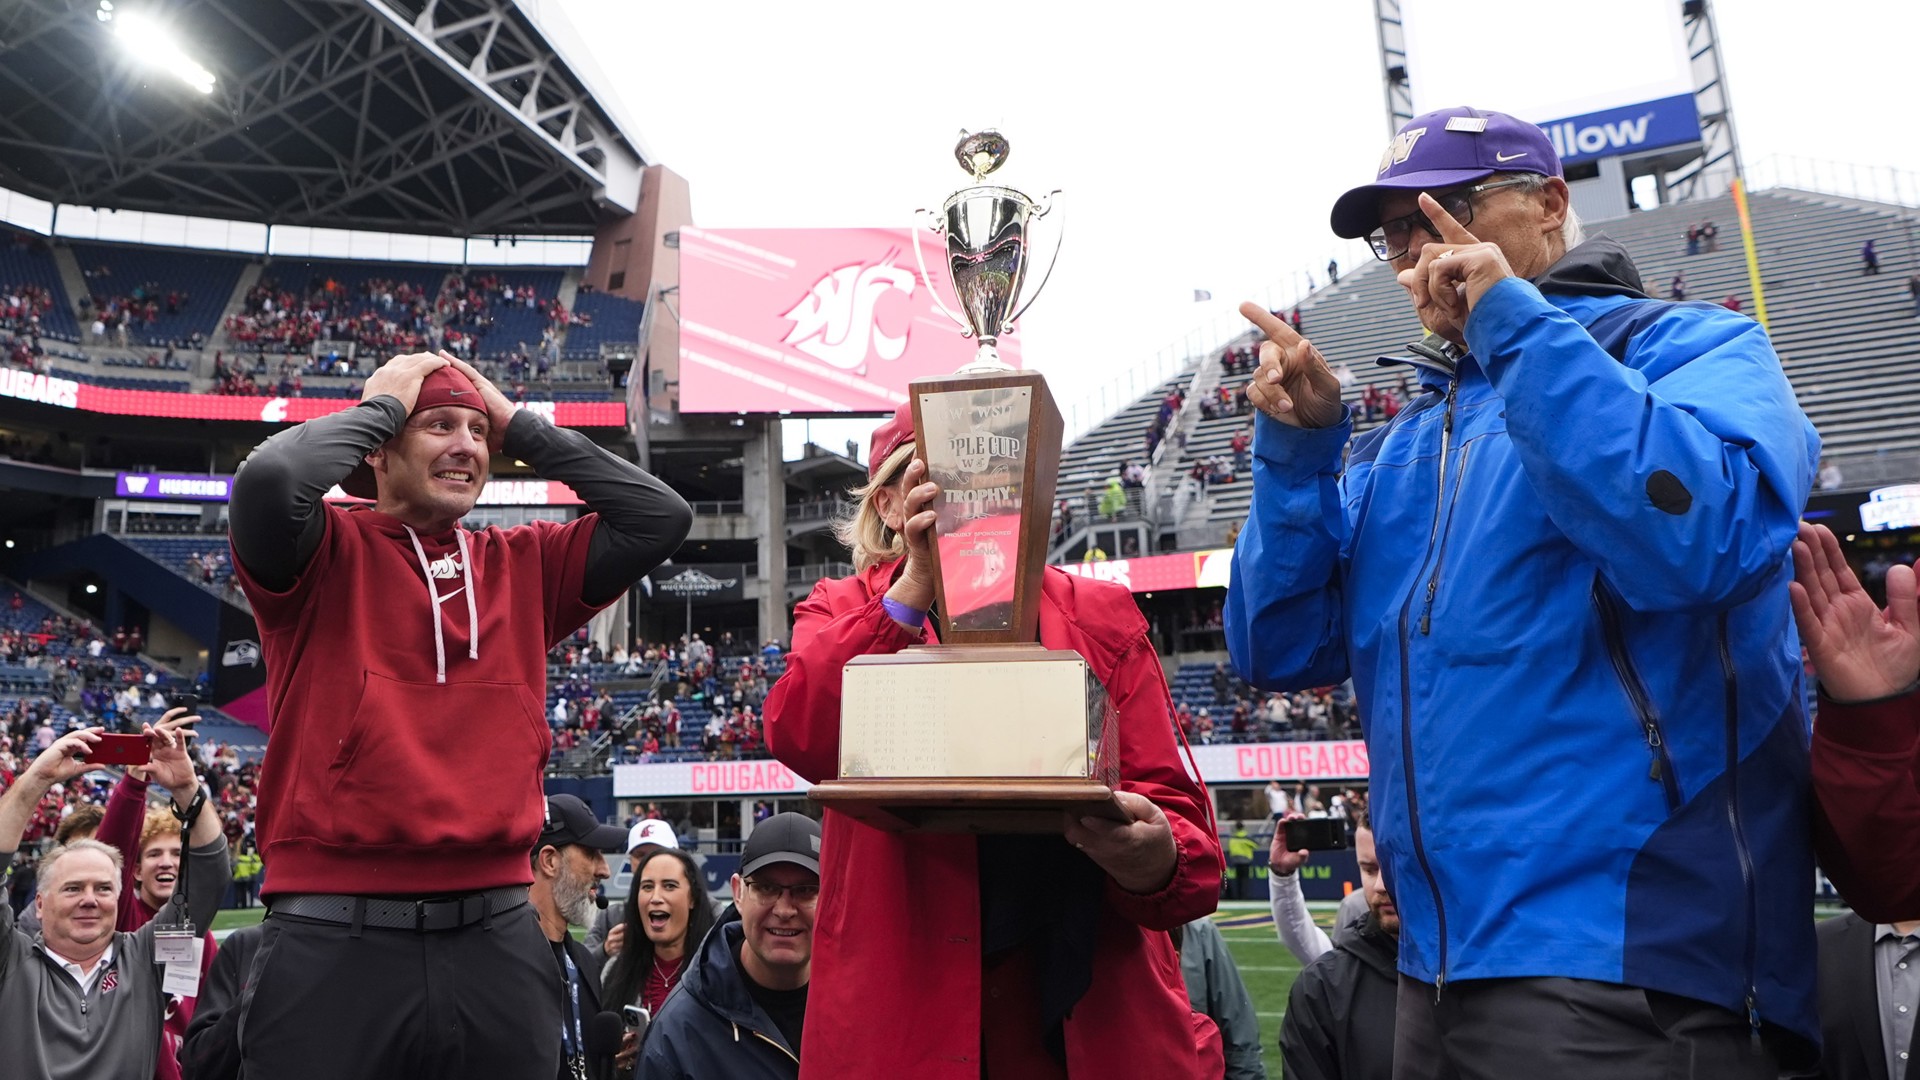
0, 0, 647, 235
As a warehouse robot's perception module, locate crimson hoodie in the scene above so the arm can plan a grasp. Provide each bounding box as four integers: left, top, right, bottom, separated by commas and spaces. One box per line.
236, 504, 602, 896
1812, 685, 1920, 922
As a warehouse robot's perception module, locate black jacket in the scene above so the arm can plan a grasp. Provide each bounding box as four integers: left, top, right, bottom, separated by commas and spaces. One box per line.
1808, 913, 1919, 1080
637, 910, 800, 1080
1279, 906, 1398, 1080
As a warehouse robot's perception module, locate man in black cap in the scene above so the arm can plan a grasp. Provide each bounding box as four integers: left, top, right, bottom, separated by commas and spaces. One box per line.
639, 812, 821, 1079
532, 795, 628, 1080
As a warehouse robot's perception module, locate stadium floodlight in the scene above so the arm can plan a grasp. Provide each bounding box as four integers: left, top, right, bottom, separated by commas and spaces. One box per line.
98, 3, 216, 95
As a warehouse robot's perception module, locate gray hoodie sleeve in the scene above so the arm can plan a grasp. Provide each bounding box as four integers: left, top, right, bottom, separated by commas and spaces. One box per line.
1184, 918, 1269, 1080
500, 410, 692, 606
229, 397, 408, 590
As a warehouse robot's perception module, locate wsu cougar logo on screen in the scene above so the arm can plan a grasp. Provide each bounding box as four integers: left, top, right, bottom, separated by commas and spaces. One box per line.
780, 251, 915, 372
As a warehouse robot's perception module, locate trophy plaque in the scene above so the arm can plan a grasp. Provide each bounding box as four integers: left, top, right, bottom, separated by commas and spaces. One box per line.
808, 132, 1122, 834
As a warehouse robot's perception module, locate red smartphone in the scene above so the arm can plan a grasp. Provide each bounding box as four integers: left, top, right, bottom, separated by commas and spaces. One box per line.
84, 733, 151, 767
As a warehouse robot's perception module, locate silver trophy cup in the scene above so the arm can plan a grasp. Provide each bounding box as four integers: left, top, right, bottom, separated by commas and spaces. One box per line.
915, 131, 1061, 372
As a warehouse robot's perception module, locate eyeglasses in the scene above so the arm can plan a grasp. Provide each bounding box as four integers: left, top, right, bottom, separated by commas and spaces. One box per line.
1366, 178, 1534, 262
742, 878, 820, 906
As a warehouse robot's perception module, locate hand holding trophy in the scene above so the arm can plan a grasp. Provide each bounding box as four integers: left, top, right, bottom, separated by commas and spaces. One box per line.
810, 131, 1123, 833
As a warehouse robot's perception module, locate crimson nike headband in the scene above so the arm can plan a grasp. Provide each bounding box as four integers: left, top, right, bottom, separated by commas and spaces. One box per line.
1329, 106, 1562, 240
340, 366, 490, 499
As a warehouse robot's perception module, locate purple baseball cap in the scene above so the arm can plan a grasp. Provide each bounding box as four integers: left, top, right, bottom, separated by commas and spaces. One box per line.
1330, 106, 1562, 239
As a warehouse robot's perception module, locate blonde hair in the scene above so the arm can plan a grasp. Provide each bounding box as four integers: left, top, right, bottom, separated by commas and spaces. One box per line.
832, 443, 916, 572
138, 807, 181, 856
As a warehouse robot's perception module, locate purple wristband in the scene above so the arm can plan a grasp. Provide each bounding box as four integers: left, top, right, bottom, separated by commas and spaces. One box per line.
881, 597, 926, 629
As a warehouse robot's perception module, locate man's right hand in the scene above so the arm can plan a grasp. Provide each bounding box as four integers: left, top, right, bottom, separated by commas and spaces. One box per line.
1791, 522, 1920, 701
360, 352, 449, 413
1268, 811, 1310, 875
22, 727, 106, 789
1239, 303, 1345, 429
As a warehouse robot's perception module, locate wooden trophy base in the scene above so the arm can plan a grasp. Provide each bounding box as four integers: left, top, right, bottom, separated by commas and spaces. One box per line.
808, 777, 1126, 834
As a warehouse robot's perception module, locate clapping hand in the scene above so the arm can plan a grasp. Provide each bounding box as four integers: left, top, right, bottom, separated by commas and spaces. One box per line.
1791, 522, 1920, 702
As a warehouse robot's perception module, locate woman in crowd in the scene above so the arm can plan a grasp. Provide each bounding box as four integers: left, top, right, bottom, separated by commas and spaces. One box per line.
600, 847, 716, 1018
765, 403, 1223, 1079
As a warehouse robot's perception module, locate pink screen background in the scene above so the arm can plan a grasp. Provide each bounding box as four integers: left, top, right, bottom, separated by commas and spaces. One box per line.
677, 226, 1022, 414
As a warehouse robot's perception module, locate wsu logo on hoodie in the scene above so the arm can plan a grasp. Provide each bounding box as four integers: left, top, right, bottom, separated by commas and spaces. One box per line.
426, 551, 465, 602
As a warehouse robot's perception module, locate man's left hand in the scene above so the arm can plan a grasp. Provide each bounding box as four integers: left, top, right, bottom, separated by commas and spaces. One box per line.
141, 707, 200, 801
1397, 192, 1516, 345
441, 353, 518, 453
1064, 790, 1178, 895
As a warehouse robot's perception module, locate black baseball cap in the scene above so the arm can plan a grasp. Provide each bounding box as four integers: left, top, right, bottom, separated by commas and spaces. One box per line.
538, 795, 628, 853
739, 812, 822, 878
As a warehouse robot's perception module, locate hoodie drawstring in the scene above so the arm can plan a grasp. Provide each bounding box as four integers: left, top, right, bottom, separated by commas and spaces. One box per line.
455, 529, 479, 662
404, 525, 479, 683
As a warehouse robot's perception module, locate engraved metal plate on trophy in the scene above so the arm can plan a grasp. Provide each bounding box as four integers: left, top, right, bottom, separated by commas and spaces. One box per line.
809, 131, 1119, 834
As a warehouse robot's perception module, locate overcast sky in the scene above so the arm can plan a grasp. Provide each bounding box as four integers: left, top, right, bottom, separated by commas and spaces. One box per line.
552, 0, 1920, 461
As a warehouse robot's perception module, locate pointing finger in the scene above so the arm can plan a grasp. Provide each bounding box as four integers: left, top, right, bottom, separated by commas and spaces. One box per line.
1240, 301, 1301, 349
1418, 193, 1481, 246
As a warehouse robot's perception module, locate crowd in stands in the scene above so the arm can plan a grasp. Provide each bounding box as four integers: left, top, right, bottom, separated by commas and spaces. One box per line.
0, 283, 56, 344
544, 633, 788, 765
1683, 219, 1721, 255
224, 274, 436, 361
1180, 661, 1358, 744
79, 275, 196, 350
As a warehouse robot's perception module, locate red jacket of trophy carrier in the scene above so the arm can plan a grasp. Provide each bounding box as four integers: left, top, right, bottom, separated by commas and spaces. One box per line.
765, 559, 1224, 1079
1812, 686, 1920, 922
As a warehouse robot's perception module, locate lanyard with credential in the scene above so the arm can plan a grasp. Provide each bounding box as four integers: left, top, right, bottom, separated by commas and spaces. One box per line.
559, 946, 586, 1079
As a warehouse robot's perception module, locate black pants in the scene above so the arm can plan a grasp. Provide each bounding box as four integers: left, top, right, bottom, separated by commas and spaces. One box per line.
235, 902, 561, 1080
1393, 976, 1777, 1080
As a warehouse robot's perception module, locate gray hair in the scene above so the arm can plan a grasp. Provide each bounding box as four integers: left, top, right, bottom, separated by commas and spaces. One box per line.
39, 838, 124, 889
1501, 172, 1584, 250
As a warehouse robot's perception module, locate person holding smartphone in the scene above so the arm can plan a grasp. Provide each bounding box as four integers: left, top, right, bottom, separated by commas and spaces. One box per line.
0, 720, 227, 1080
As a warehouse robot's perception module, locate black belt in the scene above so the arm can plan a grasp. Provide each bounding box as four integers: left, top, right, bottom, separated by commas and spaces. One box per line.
269, 886, 529, 932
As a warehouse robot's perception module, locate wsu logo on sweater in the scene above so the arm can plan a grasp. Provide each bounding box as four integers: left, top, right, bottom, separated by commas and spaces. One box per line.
425, 553, 464, 580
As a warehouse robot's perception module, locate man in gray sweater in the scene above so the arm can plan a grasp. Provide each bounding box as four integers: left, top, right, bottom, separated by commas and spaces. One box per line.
0, 724, 228, 1080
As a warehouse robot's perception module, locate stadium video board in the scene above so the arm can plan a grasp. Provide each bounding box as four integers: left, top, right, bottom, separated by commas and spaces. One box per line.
0, 370, 625, 427
677, 226, 1021, 415
1399, 0, 1701, 166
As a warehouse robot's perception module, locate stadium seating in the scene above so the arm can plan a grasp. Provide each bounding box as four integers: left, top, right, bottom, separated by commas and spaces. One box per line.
71, 242, 248, 348
560, 290, 643, 358
263, 258, 448, 318
0, 230, 79, 340
444, 267, 565, 358
1069, 188, 1920, 543
121, 536, 235, 599
49, 367, 190, 393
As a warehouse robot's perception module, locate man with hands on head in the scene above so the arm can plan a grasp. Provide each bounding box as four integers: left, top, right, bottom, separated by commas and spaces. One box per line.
1790, 521, 1920, 922
1226, 107, 1820, 1077
0, 721, 228, 1080
225, 350, 691, 1080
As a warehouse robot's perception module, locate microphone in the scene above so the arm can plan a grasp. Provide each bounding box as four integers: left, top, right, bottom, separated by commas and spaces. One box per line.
585, 1011, 627, 1063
